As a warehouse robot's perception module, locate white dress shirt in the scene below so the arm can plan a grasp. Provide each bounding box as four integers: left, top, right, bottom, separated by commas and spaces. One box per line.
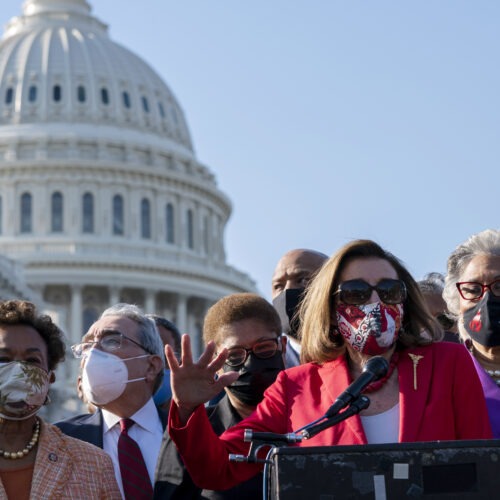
102, 398, 163, 498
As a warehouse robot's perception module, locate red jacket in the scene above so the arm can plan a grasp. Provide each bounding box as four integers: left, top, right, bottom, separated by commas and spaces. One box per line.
169, 342, 492, 490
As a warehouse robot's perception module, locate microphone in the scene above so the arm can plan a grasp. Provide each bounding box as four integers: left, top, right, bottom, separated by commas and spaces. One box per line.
325, 356, 389, 418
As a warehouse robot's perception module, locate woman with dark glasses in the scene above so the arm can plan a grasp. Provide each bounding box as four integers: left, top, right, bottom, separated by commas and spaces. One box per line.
443, 229, 500, 437
165, 240, 491, 492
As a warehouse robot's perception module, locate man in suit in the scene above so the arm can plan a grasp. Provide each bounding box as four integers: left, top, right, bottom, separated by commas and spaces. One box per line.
271, 248, 328, 367
56, 303, 166, 499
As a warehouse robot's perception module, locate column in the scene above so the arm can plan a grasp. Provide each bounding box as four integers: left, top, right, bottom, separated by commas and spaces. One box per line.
176, 294, 187, 334
109, 286, 120, 306
70, 285, 83, 343
145, 290, 155, 314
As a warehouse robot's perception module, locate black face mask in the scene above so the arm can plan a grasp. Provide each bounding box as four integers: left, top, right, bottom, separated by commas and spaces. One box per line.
272, 288, 305, 340
223, 352, 285, 406
463, 292, 500, 347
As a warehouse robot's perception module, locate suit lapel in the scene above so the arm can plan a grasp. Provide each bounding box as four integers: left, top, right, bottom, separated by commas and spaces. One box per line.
318, 356, 368, 445
399, 345, 433, 442
30, 422, 72, 497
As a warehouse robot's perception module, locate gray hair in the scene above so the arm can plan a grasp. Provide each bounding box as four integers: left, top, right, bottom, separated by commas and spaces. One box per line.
100, 303, 165, 367
418, 272, 445, 295
443, 229, 500, 317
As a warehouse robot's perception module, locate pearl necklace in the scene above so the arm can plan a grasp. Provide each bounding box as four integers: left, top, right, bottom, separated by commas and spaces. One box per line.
0, 418, 40, 460
485, 369, 500, 386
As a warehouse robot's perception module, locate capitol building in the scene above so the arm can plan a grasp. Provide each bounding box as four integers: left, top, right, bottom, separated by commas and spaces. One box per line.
0, 0, 256, 418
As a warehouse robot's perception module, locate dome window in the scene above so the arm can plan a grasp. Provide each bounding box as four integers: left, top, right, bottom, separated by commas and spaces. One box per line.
166, 203, 175, 243
28, 86, 37, 103
122, 91, 131, 109
53, 85, 62, 102
101, 87, 110, 105
141, 96, 149, 113
77, 85, 86, 103
112, 194, 124, 235
5, 87, 14, 105
82, 192, 94, 233
141, 198, 151, 239
158, 102, 165, 118
20, 192, 32, 233
51, 192, 63, 232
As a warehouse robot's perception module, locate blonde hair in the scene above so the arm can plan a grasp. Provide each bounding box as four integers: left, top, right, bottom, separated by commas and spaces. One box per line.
299, 240, 442, 364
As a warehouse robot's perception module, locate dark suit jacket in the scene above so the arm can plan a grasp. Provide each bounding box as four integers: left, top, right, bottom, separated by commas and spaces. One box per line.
55, 402, 168, 496
55, 404, 168, 448
154, 395, 263, 499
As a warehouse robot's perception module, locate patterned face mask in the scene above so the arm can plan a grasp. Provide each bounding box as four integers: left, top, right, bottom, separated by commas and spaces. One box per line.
0, 361, 51, 420
336, 302, 403, 355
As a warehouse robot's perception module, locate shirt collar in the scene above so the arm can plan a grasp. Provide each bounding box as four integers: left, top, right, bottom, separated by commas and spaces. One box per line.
102, 397, 158, 434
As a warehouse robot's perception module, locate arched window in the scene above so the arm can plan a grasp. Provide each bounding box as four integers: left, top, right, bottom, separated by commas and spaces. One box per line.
82, 192, 94, 233
5, 87, 14, 104
0, 196, 2, 235
122, 91, 131, 109
187, 209, 194, 250
77, 85, 86, 103
82, 307, 99, 334
112, 195, 124, 235
141, 198, 151, 239
20, 192, 32, 233
51, 192, 63, 232
28, 85, 37, 102
101, 87, 109, 105
166, 203, 174, 243
141, 96, 149, 113
158, 102, 165, 118
53, 84, 62, 102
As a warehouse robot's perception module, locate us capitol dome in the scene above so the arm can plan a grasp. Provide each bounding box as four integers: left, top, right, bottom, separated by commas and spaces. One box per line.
0, 0, 256, 417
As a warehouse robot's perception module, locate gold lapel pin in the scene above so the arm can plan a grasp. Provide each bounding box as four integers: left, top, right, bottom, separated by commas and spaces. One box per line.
408, 353, 424, 390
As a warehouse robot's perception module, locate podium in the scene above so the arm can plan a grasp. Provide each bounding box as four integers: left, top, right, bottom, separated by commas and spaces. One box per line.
266, 439, 500, 499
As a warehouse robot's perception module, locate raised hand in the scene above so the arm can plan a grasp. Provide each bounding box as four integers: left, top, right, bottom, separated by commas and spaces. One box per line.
165, 334, 239, 423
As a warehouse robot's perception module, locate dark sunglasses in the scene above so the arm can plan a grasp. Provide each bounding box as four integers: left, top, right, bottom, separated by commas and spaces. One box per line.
335, 279, 407, 305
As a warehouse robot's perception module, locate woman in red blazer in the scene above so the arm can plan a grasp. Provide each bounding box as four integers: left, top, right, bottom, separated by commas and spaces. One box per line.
166, 239, 493, 491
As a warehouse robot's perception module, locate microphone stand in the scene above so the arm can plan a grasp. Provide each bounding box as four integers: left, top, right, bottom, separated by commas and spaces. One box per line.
299, 395, 370, 439
229, 394, 370, 464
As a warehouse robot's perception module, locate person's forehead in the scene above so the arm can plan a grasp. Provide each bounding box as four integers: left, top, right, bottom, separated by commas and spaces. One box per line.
461, 254, 500, 281
273, 251, 323, 280
157, 324, 175, 348
218, 318, 279, 348
0, 324, 48, 357
85, 315, 138, 339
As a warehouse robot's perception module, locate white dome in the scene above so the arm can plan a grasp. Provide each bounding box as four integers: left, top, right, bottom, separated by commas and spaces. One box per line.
0, 0, 256, 419
0, 0, 193, 151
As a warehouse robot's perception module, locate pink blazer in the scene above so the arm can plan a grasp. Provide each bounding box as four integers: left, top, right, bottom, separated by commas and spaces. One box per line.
169, 342, 493, 491
0, 420, 121, 499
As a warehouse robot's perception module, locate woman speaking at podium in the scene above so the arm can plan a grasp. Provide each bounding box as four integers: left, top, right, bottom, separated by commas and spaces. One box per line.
165, 240, 492, 491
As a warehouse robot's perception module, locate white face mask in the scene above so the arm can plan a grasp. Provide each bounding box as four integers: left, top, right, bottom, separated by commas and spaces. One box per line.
81, 349, 148, 405
0, 361, 51, 421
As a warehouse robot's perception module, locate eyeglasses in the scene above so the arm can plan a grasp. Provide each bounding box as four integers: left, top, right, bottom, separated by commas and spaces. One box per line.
71, 332, 153, 358
335, 279, 407, 305
224, 338, 281, 368
456, 280, 500, 301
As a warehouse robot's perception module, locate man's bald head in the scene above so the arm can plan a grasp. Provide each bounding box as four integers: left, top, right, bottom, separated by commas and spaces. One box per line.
272, 249, 328, 299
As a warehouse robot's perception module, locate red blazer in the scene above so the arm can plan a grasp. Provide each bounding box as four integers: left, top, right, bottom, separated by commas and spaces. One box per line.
169, 342, 492, 491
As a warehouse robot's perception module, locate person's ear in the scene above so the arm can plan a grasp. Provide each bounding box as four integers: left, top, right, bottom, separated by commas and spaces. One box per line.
146, 355, 163, 382
49, 370, 56, 384
280, 335, 287, 355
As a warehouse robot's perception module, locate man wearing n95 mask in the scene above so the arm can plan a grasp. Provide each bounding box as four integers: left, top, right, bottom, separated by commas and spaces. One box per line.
56, 303, 166, 499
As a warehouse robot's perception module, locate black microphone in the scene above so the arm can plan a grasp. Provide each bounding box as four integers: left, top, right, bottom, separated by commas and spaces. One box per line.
325, 356, 389, 418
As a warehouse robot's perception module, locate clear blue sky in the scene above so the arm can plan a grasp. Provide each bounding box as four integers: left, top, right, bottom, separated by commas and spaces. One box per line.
3, 1, 500, 299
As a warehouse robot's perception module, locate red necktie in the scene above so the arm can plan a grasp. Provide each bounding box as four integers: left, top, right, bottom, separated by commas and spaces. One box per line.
118, 418, 153, 499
